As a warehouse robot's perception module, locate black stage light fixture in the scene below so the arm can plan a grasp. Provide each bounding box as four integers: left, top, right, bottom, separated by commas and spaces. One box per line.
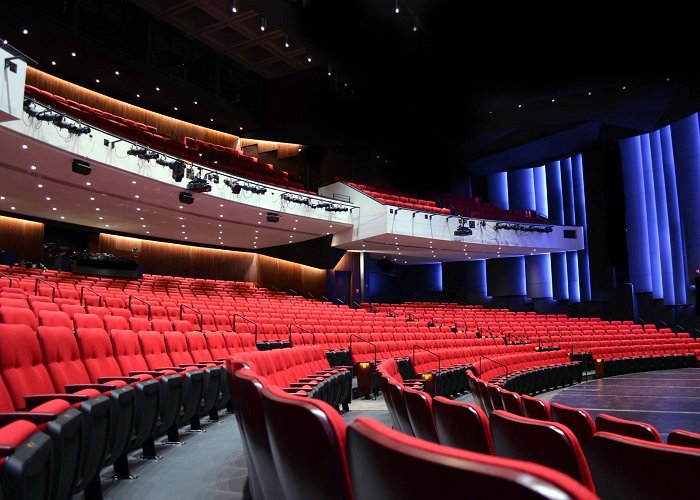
232, 183, 242, 194
186, 177, 212, 193
266, 212, 280, 223
454, 226, 472, 237
179, 192, 194, 204
127, 146, 147, 156
72, 159, 91, 175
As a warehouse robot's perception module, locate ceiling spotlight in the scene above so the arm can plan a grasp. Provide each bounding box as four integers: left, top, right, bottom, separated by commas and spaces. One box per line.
395, 1, 400, 13
22, 29, 29, 35
284, 34, 289, 48
307, 51, 312, 63
260, 17, 266, 31
327, 64, 332, 76
231, 0, 238, 13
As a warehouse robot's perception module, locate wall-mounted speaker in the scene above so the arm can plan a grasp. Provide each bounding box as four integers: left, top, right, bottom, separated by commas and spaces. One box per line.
72, 159, 91, 175
179, 192, 194, 204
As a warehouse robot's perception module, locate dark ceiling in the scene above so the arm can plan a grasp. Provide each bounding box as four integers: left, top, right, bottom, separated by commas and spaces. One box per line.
3, 0, 700, 191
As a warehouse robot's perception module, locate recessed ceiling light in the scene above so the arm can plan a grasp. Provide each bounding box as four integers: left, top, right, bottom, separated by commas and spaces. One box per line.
155, 86, 160, 91
219, 214, 223, 217
295, 219, 298, 222
98, 216, 103, 220
551, 98, 555, 103
37, 184, 43, 188
194, 100, 198, 105
139, 217, 144, 220
142, 225, 146, 228
30, 165, 36, 170
51, 61, 56, 66
70, 52, 76, 57
518, 104, 522, 108
134, 195, 139, 199
255, 230, 258, 233
219, 231, 222, 234
90, 197, 95, 201
136, 94, 140, 98
52, 207, 56, 211
46, 197, 51, 201
95, 78, 100, 83
220, 204, 224, 207
210, 118, 214, 122
184, 237, 188, 240
136, 208, 141, 211
179, 206, 183, 209
293, 227, 296, 230
95, 207, 100, 211
21, 144, 27, 150
131, 180, 136, 184
86, 182, 91, 186
181, 231, 185, 234
22, 29, 29, 35
114, 70, 120, 75
259, 213, 263, 216
105, 224, 109, 227
10, 206, 15, 210
146, 231, 150, 234
181, 224, 185, 228
173, 107, 178, 111
60, 216, 65, 219
0, 196, 4, 200
257, 221, 261, 224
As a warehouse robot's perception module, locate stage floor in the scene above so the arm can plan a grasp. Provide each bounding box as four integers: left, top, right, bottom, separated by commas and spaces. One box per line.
550, 367, 700, 439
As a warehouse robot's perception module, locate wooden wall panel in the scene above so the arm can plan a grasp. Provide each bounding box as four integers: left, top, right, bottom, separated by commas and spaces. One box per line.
0, 215, 44, 263
26, 68, 238, 146
99, 234, 326, 294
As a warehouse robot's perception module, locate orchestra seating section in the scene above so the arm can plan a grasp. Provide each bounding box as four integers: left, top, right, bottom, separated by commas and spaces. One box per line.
23, 85, 311, 194
0, 262, 699, 497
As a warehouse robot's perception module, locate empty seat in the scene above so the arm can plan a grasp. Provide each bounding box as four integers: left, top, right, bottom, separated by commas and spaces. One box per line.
402, 387, 439, 443
550, 403, 596, 450
489, 410, 595, 490
261, 385, 352, 500
667, 429, 700, 449
594, 413, 662, 443
0, 420, 53, 500
432, 396, 494, 454
227, 368, 285, 500
37, 310, 73, 329
383, 378, 414, 436
346, 417, 598, 500
521, 394, 551, 420
587, 432, 700, 500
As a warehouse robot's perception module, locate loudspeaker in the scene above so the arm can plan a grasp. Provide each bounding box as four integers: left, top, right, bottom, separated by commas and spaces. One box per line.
72, 159, 91, 175
179, 192, 194, 204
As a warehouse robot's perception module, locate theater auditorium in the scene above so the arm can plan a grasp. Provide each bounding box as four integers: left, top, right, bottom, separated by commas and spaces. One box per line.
1, 1, 700, 499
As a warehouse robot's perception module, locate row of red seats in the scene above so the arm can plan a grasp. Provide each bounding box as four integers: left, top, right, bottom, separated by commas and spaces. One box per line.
227, 362, 597, 500
228, 346, 352, 410
345, 181, 451, 214
465, 376, 700, 498
24, 85, 310, 194
382, 363, 700, 499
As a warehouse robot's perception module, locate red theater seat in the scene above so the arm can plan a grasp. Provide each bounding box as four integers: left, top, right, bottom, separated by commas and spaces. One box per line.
0, 420, 53, 499
0, 306, 38, 329
594, 413, 662, 443
550, 403, 596, 450
521, 394, 551, 420
261, 386, 352, 500
587, 432, 700, 500
489, 410, 595, 490
346, 417, 598, 500
668, 429, 700, 449
432, 397, 494, 454
402, 387, 439, 443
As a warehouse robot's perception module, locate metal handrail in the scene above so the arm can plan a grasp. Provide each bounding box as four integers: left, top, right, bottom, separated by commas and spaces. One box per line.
478, 355, 508, 378
233, 313, 259, 343
80, 286, 103, 307
349, 334, 378, 366
335, 297, 346, 305
34, 277, 56, 301
129, 295, 152, 320
289, 324, 316, 345
412, 344, 441, 373
180, 303, 203, 331
288, 288, 298, 295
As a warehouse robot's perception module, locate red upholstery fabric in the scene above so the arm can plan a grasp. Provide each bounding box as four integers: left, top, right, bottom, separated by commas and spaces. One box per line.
587, 432, 700, 500
667, 429, 700, 449
433, 396, 494, 455
37, 326, 93, 391
489, 410, 595, 490
402, 387, 439, 443
594, 414, 662, 443
550, 403, 596, 450
347, 417, 598, 500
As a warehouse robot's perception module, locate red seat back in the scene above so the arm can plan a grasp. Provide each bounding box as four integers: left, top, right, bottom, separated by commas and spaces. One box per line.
433, 396, 494, 455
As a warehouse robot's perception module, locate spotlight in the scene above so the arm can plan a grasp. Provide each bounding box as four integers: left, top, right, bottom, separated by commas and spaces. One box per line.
179, 192, 194, 204
72, 159, 91, 176
127, 146, 147, 156
23, 99, 39, 117
284, 35, 289, 48
36, 111, 63, 122
266, 212, 280, 223
231, 0, 238, 13
260, 17, 266, 31
186, 177, 212, 193
454, 226, 472, 237
204, 172, 219, 184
